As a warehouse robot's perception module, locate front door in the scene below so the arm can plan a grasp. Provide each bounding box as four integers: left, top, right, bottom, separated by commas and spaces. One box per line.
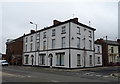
50, 57, 52, 66
32, 58, 33, 66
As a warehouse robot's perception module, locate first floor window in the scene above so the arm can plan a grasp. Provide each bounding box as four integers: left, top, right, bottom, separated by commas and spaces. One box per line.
52, 39, 55, 49
56, 53, 65, 66
25, 55, 29, 64
25, 45, 27, 51
30, 43, 33, 51
43, 41, 46, 50
77, 37, 80, 48
77, 54, 81, 66
61, 37, 66, 48
39, 55, 45, 65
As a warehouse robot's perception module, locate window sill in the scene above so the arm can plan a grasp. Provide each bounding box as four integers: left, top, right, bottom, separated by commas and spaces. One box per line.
61, 32, 66, 34
56, 65, 64, 66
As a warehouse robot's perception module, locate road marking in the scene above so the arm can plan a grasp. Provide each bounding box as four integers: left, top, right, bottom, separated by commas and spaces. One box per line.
3, 72, 26, 78
96, 75, 101, 77
51, 80, 59, 82
103, 76, 109, 78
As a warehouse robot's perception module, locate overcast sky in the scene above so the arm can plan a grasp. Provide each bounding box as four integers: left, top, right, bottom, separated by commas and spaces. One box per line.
0, 0, 119, 53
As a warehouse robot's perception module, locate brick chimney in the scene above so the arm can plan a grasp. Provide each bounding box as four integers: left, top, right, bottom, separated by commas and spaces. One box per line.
117, 39, 120, 43
53, 20, 61, 25
30, 30, 35, 34
71, 18, 78, 23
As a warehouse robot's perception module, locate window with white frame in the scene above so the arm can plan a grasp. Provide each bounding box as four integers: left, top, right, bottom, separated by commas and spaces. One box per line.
77, 54, 81, 66
89, 40, 92, 50
36, 42, 39, 50
43, 41, 46, 50
89, 31, 92, 38
43, 32, 46, 38
30, 36, 33, 42
89, 55, 92, 65
25, 45, 27, 51
52, 29, 56, 36
52, 39, 55, 49
39, 54, 45, 65
111, 47, 114, 53
77, 37, 80, 48
97, 46, 100, 53
97, 57, 101, 64
77, 27, 81, 35
61, 37, 66, 48
25, 37, 28, 43
56, 53, 64, 66
30, 43, 33, 51
25, 55, 29, 64
61, 26, 66, 34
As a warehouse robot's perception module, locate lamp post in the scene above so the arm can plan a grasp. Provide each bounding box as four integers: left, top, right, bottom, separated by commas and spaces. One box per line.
30, 22, 37, 31
30, 22, 37, 66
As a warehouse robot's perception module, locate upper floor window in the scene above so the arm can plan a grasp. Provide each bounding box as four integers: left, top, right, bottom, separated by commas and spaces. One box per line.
52, 29, 56, 36
61, 26, 66, 34
25, 37, 28, 43
43, 41, 46, 50
97, 46, 100, 53
25, 45, 27, 51
43, 32, 46, 38
36, 42, 39, 50
37, 33, 40, 39
52, 39, 55, 49
77, 27, 81, 35
111, 47, 114, 53
30, 43, 33, 51
89, 31, 92, 38
77, 37, 80, 48
89, 40, 92, 50
30, 36, 33, 42
61, 37, 66, 48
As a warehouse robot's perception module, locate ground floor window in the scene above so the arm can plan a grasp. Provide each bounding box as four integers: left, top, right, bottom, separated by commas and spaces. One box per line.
39, 54, 45, 65
25, 55, 29, 64
77, 54, 81, 66
97, 57, 101, 64
89, 55, 92, 65
56, 52, 65, 66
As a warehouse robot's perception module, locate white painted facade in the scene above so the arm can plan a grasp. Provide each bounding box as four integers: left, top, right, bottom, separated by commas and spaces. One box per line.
23, 18, 96, 68
94, 44, 102, 66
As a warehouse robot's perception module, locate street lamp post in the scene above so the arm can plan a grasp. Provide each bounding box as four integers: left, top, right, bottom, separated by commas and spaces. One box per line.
30, 22, 37, 66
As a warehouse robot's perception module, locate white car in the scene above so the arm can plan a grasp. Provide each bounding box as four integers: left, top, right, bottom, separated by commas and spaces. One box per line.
0, 60, 8, 66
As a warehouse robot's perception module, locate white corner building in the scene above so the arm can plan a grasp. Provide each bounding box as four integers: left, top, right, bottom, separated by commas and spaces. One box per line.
23, 18, 96, 68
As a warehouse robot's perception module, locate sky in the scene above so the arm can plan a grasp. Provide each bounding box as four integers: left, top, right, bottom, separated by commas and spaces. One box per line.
0, 0, 119, 53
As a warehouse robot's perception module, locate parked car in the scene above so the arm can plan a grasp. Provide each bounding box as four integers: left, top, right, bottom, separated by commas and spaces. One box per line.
0, 60, 9, 66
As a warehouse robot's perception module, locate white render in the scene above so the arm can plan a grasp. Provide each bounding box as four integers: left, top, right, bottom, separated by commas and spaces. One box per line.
94, 44, 102, 66
23, 18, 96, 68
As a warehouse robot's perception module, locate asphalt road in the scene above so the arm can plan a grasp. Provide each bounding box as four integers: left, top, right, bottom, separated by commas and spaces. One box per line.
2, 66, 120, 83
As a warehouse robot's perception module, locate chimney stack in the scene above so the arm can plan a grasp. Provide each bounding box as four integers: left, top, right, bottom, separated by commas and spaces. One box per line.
30, 30, 35, 34
117, 39, 120, 43
71, 18, 78, 23
53, 20, 61, 25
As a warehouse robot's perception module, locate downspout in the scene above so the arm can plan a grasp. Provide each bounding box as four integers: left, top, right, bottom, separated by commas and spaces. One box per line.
93, 30, 95, 67
69, 22, 71, 68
